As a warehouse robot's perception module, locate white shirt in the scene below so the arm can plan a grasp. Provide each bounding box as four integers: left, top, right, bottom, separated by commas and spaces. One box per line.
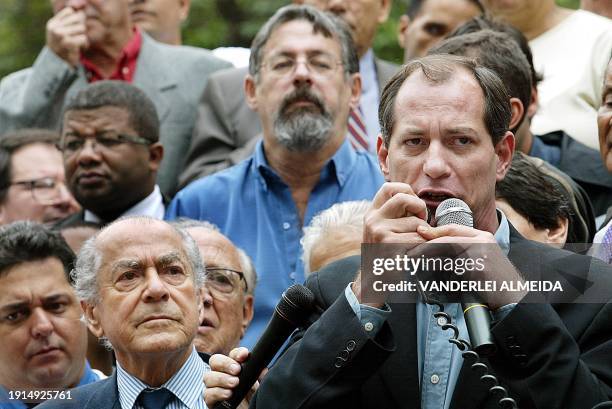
84, 185, 165, 223
359, 48, 382, 151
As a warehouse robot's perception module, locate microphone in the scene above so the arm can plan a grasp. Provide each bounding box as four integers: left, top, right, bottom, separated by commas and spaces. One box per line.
213, 284, 315, 409
435, 198, 496, 356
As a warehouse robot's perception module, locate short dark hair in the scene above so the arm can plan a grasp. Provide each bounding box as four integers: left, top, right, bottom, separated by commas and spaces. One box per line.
496, 152, 571, 231
249, 5, 359, 80
0, 129, 60, 204
449, 15, 542, 86
428, 30, 532, 133
379, 54, 511, 147
62, 81, 160, 143
0, 221, 75, 282
406, 0, 484, 19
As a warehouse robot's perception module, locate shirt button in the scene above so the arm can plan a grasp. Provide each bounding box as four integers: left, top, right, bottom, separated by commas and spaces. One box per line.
122, 67, 129, 75
364, 322, 374, 332
437, 316, 447, 326
283, 222, 290, 230
289, 272, 296, 280
430, 374, 440, 384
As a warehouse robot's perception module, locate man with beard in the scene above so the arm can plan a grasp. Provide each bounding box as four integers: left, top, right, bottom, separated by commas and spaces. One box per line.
53, 81, 166, 229
166, 5, 384, 348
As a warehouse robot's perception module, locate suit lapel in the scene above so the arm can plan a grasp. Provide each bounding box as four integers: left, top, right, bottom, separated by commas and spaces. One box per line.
87, 373, 121, 409
132, 34, 176, 122
379, 302, 421, 409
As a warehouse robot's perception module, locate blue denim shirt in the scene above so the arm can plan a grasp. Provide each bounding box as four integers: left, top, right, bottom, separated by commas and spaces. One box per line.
167, 139, 384, 348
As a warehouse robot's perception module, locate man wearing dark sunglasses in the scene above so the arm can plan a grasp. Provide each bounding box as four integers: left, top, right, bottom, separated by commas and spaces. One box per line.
0, 129, 80, 226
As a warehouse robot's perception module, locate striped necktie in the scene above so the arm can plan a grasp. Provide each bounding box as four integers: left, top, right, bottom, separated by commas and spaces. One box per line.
348, 105, 369, 151
601, 224, 612, 264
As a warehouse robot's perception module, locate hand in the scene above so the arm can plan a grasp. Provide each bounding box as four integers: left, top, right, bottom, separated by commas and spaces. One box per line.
204, 347, 265, 409
417, 224, 527, 308
46, 7, 89, 67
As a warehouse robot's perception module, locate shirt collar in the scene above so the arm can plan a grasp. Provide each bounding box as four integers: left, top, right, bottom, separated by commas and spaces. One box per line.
80, 28, 142, 83
253, 138, 358, 191
116, 347, 206, 409
494, 209, 511, 256
358, 48, 376, 94
84, 185, 164, 224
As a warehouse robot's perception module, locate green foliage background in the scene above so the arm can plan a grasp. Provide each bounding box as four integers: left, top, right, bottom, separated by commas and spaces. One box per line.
0, 0, 580, 79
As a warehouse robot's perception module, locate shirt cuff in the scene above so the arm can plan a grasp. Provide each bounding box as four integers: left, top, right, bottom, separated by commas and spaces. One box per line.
344, 283, 391, 337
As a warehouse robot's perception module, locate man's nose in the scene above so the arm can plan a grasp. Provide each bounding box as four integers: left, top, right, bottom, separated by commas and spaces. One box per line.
30, 309, 54, 339
422, 142, 451, 179
200, 286, 214, 308
66, 0, 87, 10
326, 0, 347, 14
143, 269, 170, 302
76, 138, 102, 166
292, 61, 314, 86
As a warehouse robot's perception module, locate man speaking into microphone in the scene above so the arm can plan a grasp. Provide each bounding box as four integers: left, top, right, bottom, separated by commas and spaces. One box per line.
205, 54, 612, 409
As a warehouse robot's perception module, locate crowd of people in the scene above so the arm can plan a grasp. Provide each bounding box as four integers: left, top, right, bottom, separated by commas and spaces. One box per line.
0, 0, 611, 408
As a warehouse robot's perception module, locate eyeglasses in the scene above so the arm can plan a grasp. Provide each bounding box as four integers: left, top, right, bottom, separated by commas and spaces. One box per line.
204, 267, 248, 296
263, 54, 343, 77
5, 177, 69, 204
57, 131, 151, 156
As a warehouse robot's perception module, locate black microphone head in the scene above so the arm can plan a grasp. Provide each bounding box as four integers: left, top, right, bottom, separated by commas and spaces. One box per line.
435, 198, 473, 228
276, 284, 315, 326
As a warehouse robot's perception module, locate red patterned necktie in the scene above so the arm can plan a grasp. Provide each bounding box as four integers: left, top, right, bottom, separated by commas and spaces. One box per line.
348, 105, 369, 151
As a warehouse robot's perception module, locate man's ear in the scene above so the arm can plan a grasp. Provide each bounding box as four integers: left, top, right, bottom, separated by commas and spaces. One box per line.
244, 75, 259, 112
509, 97, 525, 131
495, 131, 515, 182
546, 217, 569, 248
148, 142, 164, 171
378, 0, 392, 24
397, 15, 411, 49
377, 135, 390, 180
240, 295, 255, 339
0, 204, 6, 225
179, 0, 191, 22
527, 85, 539, 119
349, 73, 362, 110
82, 301, 104, 339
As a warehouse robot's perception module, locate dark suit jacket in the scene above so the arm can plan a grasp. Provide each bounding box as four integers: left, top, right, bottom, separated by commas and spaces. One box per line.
252, 227, 612, 409
178, 58, 399, 188
537, 130, 612, 217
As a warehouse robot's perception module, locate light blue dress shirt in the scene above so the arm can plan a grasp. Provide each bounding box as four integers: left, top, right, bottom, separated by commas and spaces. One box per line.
166, 139, 384, 349
346, 210, 514, 409
116, 347, 208, 409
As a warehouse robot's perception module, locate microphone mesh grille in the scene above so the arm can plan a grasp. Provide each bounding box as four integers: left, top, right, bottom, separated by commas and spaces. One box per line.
435, 198, 473, 228
277, 284, 315, 325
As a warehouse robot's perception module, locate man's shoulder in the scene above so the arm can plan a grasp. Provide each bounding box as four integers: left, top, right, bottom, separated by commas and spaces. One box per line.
0, 66, 32, 88
141, 36, 232, 70
307, 255, 360, 305
37, 376, 116, 409
208, 65, 250, 83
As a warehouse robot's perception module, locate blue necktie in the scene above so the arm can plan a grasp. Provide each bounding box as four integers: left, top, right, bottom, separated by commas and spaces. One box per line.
137, 387, 174, 409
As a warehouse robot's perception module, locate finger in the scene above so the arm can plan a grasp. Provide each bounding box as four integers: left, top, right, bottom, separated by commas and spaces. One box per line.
371, 182, 416, 209
228, 347, 250, 363
203, 370, 239, 389
204, 386, 233, 406
51, 6, 77, 21
377, 192, 427, 221
417, 224, 481, 240
209, 353, 242, 375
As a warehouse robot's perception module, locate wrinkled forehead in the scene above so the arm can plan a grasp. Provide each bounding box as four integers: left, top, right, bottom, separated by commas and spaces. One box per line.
188, 228, 241, 270
263, 19, 342, 59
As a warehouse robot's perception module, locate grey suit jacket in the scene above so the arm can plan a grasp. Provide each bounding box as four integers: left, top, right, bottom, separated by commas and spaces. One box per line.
0, 33, 232, 196
178, 57, 399, 188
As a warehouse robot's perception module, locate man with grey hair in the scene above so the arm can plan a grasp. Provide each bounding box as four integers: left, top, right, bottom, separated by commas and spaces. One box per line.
301, 200, 369, 275
171, 219, 256, 356
167, 5, 384, 349
40, 216, 208, 409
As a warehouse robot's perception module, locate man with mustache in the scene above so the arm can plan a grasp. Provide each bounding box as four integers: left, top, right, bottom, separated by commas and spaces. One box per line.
167, 5, 384, 348
0, 0, 231, 196
53, 81, 167, 229
40, 216, 207, 409
179, 0, 397, 186
0, 221, 102, 408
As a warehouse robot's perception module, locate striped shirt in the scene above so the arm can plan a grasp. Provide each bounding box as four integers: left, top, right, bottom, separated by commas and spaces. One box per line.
116, 347, 208, 409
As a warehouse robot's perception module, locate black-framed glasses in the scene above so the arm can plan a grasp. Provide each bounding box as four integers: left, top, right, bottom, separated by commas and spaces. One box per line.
57, 131, 151, 156
263, 53, 343, 77
204, 267, 248, 295
5, 177, 69, 204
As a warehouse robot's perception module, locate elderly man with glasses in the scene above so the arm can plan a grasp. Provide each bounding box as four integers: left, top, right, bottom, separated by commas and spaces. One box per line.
171, 219, 256, 357
53, 80, 168, 229
0, 129, 80, 226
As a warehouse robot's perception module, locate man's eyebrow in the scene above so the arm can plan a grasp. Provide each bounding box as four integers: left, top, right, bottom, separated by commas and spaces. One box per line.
447, 127, 478, 135
42, 293, 72, 304
111, 259, 142, 272
157, 252, 183, 266
0, 301, 29, 312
